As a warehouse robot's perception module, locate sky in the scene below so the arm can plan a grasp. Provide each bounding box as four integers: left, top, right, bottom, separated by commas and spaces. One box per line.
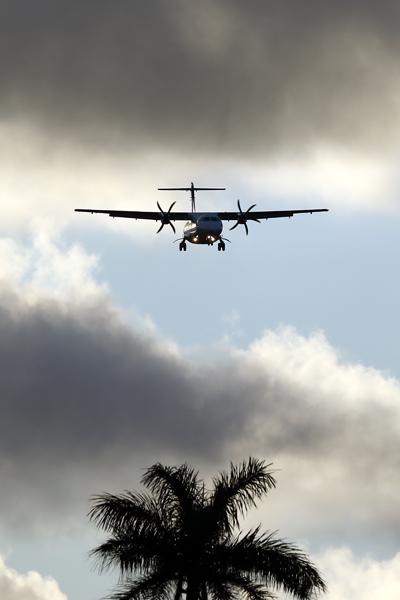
0, 1, 400, 599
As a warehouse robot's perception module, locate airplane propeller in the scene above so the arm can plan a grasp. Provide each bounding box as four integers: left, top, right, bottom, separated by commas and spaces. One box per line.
156, 201, 176, 233
230, 200, 261, 235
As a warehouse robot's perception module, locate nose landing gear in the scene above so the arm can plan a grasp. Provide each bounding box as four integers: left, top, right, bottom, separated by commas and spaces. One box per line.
179, 241, 187, 251
218, 240, 225, 251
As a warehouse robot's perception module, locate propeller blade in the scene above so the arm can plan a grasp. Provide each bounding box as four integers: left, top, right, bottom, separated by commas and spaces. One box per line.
156, 200, 176, 233
168, 201, 176, 213
231, 200, 259, 234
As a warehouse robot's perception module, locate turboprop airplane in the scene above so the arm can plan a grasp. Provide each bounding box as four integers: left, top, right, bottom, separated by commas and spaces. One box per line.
75, 182, 328, 251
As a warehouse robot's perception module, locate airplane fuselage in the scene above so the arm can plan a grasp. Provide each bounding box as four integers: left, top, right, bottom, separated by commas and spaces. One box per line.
183, 213, 223, 245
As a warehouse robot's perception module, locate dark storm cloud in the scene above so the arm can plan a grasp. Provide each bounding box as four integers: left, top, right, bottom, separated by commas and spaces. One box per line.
0, 287, 239, 531
1, 0, 400, 156
0, 282, 258, 523
0, 290, 240, 464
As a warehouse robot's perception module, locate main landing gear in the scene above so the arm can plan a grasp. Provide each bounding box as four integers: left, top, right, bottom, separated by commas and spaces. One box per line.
177, 238, 228, 251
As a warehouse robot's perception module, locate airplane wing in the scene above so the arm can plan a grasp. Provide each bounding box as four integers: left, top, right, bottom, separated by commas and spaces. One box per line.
75, 209, 191, 221
217, 208, 329, 221
75, 208, 328, 221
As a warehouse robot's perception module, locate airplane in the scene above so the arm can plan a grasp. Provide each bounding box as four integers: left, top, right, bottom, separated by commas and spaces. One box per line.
75, 182, 328, 251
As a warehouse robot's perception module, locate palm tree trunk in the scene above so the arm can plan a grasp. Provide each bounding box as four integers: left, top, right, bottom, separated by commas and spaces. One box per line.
200, 582, 208, 600
186, 578, 201, 600
174, 577, 184, 600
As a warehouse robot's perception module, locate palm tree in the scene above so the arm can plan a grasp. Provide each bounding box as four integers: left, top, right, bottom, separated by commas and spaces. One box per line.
89, 458, 326, 600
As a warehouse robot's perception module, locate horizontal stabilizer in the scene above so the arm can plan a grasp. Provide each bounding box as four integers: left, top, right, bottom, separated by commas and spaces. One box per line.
158, 187, 225, 191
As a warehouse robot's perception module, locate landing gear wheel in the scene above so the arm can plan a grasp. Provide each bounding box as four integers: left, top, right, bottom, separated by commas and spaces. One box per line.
179, 241, 187, 252
218, 241, 225, 252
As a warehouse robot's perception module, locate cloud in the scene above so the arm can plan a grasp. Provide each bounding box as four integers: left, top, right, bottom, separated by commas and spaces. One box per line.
1, 0, 400, 158
2, 1, 400, 235
313, 547, 400, 600
0, 556, 66, 600
0, 232, 400, 557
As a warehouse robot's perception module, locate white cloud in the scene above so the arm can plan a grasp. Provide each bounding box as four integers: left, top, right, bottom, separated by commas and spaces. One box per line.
314, 547, 400, 600
0, 230, 105, 304
0, 556, 66, 600
239, 147, 400, 214
243, 325, 400, 408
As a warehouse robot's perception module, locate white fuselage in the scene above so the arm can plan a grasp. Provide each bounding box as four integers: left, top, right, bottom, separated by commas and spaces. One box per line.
183, 213, 223, 245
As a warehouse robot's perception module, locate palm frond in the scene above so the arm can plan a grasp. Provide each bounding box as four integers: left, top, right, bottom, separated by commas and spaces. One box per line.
225, 529, 327, 600
206, 578, 235, 600
89, 527, 170, 575
211, 458, 276, 532
141, 463, 202, 517
88, 491, 167, 537
108, 572, 175, 600
89, 492, 178, 578
209, 574, 275, 600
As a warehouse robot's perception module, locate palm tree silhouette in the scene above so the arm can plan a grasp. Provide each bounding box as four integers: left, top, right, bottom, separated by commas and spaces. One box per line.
89, 458, 326, 600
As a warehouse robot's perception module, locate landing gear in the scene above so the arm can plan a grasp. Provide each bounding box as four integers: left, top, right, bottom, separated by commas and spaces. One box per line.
218, 240, 225, 252
179, 241, 187, 252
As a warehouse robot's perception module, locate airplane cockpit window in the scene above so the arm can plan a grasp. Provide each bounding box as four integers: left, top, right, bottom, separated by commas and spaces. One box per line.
203, 216, 210, 221
211, 217, 218, 221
